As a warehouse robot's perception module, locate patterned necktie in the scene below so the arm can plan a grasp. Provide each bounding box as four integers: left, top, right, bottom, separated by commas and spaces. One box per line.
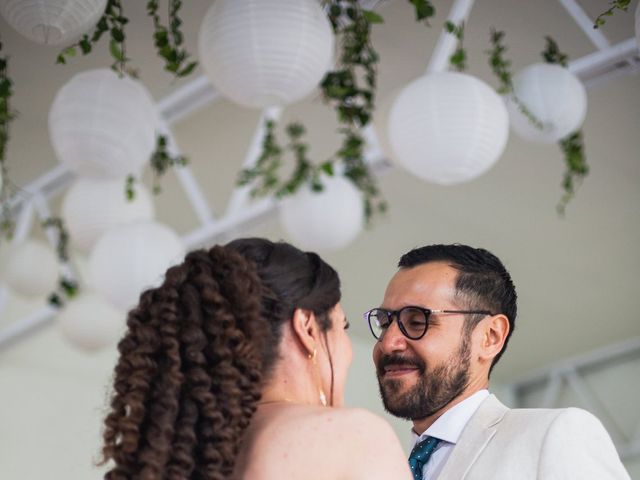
408, 436, 442, 480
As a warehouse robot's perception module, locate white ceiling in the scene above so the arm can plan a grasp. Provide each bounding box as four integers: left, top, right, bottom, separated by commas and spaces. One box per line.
0, 0, 639, 383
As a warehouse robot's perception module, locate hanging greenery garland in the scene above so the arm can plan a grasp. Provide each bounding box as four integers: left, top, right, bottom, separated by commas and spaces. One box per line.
147, 0, 198, 78
0, 37, 16, 241
541, 37, 588, 215
486, 31, 588, 214
41, 217, 79, 308
239, 0, 436, 223
56, 0, 132, 76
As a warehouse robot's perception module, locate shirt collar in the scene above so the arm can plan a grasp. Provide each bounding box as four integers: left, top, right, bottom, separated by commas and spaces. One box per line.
412, 389, 489, 446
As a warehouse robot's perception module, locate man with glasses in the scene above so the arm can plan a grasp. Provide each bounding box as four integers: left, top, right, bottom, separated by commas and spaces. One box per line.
366, 244, 628, 480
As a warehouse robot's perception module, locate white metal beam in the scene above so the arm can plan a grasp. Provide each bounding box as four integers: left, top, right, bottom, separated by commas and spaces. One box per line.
509, 336, 640, 390
564, 367, 626, 445
157, 120, 215, 225
570, 37, 638, 79
157, 74, 219, 124
558, 0, 611, 50
426, 0, 476, 74
0, 305, 56, 348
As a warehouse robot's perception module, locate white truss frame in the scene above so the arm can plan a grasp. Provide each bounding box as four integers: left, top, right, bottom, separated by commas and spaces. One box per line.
0, 0, 638, 353
504, 336, 640, 461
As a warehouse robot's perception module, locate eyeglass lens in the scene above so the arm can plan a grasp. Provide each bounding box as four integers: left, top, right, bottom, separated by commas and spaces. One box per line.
369, 307, 428, 340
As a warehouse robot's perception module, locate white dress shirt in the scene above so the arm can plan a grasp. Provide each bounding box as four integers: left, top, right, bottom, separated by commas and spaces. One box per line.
411, 389, 489, 480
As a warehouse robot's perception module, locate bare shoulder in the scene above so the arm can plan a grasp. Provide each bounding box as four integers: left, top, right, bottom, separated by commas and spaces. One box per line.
315, 407, 412, 479
328, 407, 401, 439
247, 406, 412, 480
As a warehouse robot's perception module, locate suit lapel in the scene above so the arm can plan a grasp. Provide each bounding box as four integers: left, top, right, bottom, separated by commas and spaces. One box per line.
436, 394, 508, 480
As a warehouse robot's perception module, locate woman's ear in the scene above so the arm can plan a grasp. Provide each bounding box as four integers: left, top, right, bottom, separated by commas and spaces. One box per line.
291, 308, 320, 357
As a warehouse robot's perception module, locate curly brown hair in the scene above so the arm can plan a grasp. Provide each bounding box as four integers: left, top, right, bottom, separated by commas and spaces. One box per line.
100, 238, 340, 479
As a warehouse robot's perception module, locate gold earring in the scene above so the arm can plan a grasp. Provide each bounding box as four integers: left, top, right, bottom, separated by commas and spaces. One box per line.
308, 348, 327, 406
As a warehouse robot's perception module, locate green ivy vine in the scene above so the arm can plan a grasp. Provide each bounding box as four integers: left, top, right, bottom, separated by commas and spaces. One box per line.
147, 0, 198, 78
41, 217, 79, 308
0, 37, 16, 241
593, 0, 632, 28
542, 37, 588, 215
56, 0, 133, 76
486, 30, 544, 129
125, 134, 188, 200
486, 31, 588, 214
445, 21, 467, 71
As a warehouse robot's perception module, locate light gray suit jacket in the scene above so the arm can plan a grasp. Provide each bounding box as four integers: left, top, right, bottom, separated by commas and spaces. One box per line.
437, 394, 630, 479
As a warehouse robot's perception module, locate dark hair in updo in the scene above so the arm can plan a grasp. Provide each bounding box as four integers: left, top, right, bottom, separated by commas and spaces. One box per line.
100, 238, 341, 479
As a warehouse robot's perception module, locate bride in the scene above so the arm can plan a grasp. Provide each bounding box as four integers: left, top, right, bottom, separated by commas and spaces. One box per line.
100, 237, 411, 479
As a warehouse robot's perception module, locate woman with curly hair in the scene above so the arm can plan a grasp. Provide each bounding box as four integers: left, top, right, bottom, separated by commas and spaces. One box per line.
100, 237, 411, 479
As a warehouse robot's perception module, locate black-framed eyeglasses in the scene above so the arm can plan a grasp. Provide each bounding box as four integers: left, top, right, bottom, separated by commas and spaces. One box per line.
363, 306, 494, 341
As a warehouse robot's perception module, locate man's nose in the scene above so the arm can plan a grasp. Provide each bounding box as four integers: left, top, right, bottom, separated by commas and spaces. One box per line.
378, 318, 407, 352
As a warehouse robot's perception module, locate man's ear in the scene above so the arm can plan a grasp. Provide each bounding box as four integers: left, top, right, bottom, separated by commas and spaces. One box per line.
291, 308, 320, 356
478, 314, 510, 363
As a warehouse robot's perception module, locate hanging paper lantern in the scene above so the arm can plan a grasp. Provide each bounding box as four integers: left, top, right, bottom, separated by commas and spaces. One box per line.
506, 63, 587, 144
279, 175, 363, 251
62, 178, 155, 254
3, 239, 58, 297
49, 69, 158, 179
88, 221, 185, 312
57, 291, 125, 351
198, 0, 334, 108
387, 72, 509, 185
0, 0, 106, 46
373, 88, 402, 164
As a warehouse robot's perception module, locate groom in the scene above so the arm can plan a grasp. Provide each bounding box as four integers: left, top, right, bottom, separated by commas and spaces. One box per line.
367, 244, 629, 479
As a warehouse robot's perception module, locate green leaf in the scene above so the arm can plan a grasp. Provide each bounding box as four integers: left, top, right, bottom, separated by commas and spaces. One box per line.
62, 46, 77, 58
320, 162, 334, 176
111, 27, 125, 42
177, 61, 198, 77
410, 0, 435, 21
79, 38, 92, 54
362, 10, 384, 24
109, 39, 125, 61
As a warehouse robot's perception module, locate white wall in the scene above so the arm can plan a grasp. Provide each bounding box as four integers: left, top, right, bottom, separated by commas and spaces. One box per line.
0, 327, 115, 479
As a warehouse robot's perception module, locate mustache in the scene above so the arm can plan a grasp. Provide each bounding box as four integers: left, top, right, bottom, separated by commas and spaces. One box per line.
376, 354, 425, 374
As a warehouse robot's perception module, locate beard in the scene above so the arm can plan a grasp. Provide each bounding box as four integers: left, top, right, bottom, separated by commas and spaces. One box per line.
375, 335, 471, 421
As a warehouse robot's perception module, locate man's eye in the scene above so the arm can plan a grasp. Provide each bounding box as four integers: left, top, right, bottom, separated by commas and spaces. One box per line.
378, 319, 391, 329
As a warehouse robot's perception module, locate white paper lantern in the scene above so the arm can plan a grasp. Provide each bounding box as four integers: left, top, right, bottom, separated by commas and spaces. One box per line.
0, 0, 106, 46
3, 239, 58, 297
57, 291, 125, 351
49, 69, 158, 179
507, 63, 587, 144
388, 72, 509, 185
279, 175, 363, 251
62, 178, 155, 253
373, 88, 402, 164
198, 0, 334, 108
88, 221, 185, 312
